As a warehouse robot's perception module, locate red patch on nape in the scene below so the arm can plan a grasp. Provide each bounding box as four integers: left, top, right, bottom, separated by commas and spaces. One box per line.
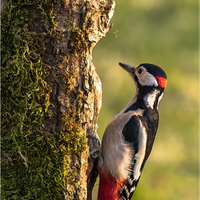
155, 76, 167, 89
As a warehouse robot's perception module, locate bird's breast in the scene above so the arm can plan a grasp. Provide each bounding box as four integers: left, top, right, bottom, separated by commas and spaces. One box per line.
100, 110, 144, 181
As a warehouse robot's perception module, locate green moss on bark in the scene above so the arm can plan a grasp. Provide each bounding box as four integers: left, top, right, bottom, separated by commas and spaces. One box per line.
1, 1, 87, 199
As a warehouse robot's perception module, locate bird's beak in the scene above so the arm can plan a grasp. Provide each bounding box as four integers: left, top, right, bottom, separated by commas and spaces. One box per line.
119, 62, 135, 75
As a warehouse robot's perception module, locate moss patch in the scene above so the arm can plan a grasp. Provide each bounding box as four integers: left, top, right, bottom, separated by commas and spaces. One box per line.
1, 0, 87, 199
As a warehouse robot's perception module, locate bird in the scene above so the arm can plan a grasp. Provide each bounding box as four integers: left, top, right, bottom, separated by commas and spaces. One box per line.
97, 62, 167, 200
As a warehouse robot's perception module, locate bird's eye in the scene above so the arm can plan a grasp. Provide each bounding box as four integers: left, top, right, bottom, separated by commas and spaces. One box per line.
138, 68, 143, 74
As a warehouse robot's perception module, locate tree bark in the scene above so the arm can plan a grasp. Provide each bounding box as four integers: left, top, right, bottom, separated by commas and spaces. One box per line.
1, 0, 115, 200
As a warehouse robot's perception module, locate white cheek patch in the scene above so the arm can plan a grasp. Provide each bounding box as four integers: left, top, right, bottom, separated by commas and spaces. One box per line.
137, 72, 158, 87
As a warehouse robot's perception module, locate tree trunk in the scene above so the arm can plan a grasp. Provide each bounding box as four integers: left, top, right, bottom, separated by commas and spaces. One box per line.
1, 0, 115, 200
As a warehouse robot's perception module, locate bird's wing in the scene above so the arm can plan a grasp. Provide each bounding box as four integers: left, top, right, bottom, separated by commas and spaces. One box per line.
120, 114, 147, 199
122, 114, 141, 154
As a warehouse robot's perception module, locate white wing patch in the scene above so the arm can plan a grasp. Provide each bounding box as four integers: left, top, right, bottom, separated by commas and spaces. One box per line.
133, 120, 147, 180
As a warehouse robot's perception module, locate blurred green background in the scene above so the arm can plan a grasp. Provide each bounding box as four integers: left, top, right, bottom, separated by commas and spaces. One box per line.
92, 0, 198, 199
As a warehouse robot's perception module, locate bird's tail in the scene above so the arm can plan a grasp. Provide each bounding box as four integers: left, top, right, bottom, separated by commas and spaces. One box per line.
119, 176, 140, 200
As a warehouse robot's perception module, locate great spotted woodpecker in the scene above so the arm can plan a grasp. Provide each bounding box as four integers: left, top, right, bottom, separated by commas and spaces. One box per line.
97, 63, 167, 200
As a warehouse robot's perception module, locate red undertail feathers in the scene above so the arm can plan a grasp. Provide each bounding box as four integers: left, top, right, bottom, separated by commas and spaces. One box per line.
98, 169, 124, 200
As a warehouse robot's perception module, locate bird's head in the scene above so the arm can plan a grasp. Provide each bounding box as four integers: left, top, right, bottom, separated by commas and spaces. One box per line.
119, 62, 167, 109
119, 62, 167, 91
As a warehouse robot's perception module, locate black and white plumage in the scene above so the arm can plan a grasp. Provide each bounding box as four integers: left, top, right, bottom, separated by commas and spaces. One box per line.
98, 63, 167, 200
